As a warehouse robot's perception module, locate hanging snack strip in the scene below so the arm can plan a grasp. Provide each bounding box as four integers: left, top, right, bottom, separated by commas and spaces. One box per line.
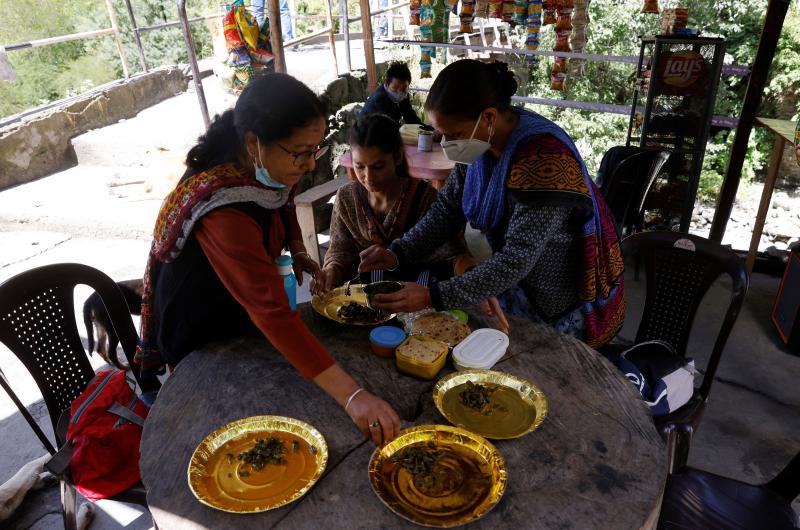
460, 0, 476, 33
475, 0, 489, 18
502, 0, 515, 24
542, 0, 556, 25
569, 0, 588, 75
550, 0, 572, 91
525, 0, 542, 64
513, 0, 528, 27
432, 0, 450, 42
410, 0, 421, 25
488, 0, 502, 19
419, 0, 434, 78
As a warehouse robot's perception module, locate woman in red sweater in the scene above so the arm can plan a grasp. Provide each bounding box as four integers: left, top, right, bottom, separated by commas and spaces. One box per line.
135, 74, 400, 445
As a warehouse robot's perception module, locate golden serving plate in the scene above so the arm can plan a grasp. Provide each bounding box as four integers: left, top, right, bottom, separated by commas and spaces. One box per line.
433, 370, 548, 440
188, 415, 328, 513
311, 284, 396, 325
368, 424, 507, 528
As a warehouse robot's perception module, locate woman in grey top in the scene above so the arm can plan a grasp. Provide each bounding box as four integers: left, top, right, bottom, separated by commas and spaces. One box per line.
359, 59, 625, 348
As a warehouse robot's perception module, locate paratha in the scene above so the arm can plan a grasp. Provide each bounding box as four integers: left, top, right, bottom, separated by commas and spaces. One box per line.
410, 312, 470, 347
396, 336, 448, 363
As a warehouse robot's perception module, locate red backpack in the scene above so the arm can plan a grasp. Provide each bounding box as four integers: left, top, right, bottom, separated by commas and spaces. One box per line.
65, 369, 149, 501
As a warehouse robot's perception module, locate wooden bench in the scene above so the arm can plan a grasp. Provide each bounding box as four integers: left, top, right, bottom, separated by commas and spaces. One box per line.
294, 177, 350, 265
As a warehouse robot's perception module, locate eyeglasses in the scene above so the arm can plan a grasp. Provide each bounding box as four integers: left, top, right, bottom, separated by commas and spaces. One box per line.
277, 141, 330, 167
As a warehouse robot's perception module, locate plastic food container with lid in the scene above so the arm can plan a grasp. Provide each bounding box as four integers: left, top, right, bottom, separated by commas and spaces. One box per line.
369, 326, 407, 358
452, 328, 509, 370
395, 335, 449, 379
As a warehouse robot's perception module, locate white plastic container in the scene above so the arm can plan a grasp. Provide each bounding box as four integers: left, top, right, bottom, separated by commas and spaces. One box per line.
452, 328, 509, 370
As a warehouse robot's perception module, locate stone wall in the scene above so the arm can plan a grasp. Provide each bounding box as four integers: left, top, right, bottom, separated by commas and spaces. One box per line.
0, 66, 189, 190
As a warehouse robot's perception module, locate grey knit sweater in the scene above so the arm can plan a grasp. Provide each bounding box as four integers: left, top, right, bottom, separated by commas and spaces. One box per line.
390, 164, 581, 321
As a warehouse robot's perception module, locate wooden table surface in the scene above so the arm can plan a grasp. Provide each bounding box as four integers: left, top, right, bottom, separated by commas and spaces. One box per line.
339, 144, 455, 188
140, 305, 666, 530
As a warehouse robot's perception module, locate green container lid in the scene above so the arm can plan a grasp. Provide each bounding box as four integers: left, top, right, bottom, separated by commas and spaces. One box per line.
446, 310, 468, 324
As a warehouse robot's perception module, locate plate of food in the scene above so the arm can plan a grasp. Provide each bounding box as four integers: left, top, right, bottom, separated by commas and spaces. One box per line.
408, 312, 470, 347
188, 416, 328, 513
432, 370, 548, 440
368, 424, 506, 528
311, 284, 395, 325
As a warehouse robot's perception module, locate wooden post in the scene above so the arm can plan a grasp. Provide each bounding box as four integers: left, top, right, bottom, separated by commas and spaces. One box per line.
745, 133, 786, 275
324, 0, 339, 76
104, 0, 130, 79
268, 0, 287, 73
708, 0, 791, 242
359, 0, 379, 91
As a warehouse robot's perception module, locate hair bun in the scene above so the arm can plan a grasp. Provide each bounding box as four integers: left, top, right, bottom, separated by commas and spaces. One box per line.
490, 61, 518, 98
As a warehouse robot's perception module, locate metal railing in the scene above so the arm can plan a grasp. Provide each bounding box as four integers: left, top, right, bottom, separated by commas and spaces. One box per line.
5, 0, 130, 79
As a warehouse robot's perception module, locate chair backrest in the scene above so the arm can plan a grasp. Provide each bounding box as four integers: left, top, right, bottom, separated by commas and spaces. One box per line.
601, 149, 670, 235
0, 263, 158, 450
621, 232, 749, 400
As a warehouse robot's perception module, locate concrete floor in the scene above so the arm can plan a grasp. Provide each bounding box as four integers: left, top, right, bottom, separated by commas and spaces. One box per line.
1, 53, 799, 528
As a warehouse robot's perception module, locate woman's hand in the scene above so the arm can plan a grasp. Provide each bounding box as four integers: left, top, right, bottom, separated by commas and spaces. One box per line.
371, 282, 432, 313
358, 245, 398, 273
292, 252, 323, 288
479, 297, 510, 334
311, 267, 339, 296
346, 390, 401, 445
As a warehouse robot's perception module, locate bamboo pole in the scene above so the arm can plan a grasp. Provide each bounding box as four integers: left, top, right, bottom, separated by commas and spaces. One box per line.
104, 0, 130, 79
5, 29, 116, 51
268, 0, 287, 73
359, 0, 378, 91
324, 0, 339, 76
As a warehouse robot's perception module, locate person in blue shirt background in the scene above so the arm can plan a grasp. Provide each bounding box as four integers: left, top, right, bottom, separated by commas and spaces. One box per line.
253, 0, 294, 40
361, 62, 422, 125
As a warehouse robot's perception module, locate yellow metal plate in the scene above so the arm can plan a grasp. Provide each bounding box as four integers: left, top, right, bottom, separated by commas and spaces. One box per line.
368, 424, 507, 528
433, 370, 548, 440
187, 416, 328, 513
311, 284, 396, 325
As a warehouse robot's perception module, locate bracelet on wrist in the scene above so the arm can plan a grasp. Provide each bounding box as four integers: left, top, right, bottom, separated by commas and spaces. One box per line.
344, 387, 365, 412
387, 250, 399, 272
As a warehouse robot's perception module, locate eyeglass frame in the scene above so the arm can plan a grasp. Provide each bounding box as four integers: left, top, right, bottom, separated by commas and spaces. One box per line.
276, 141, 330, 167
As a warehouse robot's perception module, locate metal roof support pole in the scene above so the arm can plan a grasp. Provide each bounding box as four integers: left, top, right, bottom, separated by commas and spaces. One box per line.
177, 0, 210, 129
340, 0, 352, 72
122, 0, 149, 72
708, 0, 791, 243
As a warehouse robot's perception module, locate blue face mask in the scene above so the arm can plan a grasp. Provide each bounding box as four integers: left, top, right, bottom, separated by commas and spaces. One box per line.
253, 138, 287, 189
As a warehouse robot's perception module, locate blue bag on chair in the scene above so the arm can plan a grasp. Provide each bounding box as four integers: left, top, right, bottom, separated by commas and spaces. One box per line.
610, 340, 696, 416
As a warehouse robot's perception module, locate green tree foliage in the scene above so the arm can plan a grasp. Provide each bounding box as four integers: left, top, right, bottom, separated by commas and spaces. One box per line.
0, 0, 218, 118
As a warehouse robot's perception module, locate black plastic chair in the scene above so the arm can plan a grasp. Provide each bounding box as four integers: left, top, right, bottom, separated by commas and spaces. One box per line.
600, 149, 670, 237
620, 232, 749, 472
658, 449, 800, 529
0, 263, 159, 530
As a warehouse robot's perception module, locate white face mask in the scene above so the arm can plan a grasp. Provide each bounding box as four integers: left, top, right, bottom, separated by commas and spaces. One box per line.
440, 115, 493, 165
386, 86, 408, 103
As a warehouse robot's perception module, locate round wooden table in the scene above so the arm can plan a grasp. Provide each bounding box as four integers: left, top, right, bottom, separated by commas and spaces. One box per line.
140, 305, 666, 529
